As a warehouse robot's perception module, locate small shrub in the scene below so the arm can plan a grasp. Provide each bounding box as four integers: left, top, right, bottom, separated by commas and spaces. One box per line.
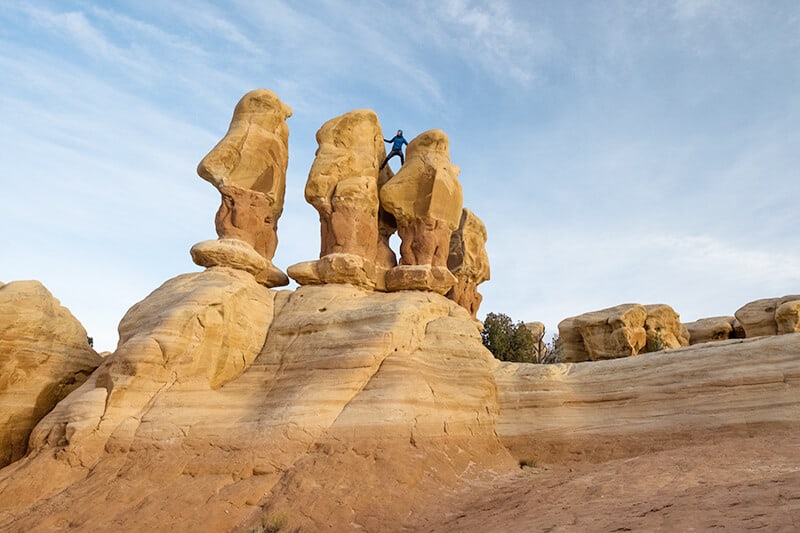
647, 330, 665, 352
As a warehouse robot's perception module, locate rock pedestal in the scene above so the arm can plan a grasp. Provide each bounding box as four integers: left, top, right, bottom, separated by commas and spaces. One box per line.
192, 89, 292, 287
380, 129, 463, 293
289, 110, 393, 290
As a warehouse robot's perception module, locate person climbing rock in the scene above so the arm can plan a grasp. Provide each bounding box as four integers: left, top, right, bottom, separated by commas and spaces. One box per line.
380, 129, 408, 169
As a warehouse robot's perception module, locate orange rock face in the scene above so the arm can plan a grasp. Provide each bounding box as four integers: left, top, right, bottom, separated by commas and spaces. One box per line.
446, 209, 490, 318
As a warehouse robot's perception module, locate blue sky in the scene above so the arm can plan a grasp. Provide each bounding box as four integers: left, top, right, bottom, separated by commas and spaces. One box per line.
1, 1, 798, 351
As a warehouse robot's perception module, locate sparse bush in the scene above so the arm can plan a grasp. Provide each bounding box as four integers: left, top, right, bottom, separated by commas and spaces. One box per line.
481, 312, 537, 363
646, 330, 665, 353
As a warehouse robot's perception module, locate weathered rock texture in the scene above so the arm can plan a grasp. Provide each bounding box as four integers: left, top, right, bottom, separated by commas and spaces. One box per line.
494, 334, 800, 464
193, 89, 292, 287
290, 110, 397, 290
734, 295, 800, 337
0, 281, 101, 468
446, 209, 490, 318
0, 282, 514, 532
684, 316, 737, 345
558, 303, 688, 362
380, 129, 462, 293
558, 304, 647, 362
644, 304, 689, 350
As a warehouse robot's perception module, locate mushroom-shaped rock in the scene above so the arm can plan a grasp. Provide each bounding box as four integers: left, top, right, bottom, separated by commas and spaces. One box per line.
379, 129, 463, 293
193, 89, 292, 287
289, 110, 396, 290
446, 209, 490, 318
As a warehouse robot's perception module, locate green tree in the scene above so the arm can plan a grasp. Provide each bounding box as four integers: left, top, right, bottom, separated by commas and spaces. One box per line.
481, 312, 537, 363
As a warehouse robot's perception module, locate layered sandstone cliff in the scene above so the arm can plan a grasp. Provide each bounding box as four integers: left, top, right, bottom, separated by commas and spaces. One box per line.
0, 277, 514, 532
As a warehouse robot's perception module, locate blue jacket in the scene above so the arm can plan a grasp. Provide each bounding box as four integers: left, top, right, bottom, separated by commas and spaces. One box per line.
386, 135, 408, 152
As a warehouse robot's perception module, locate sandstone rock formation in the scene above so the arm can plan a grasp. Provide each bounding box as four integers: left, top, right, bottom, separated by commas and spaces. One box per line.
684, 316, 737, 345
734, 295, 800, 337
446, 209, 490, 318
558, 304, 647, 362
193, 89, 292, 287
0, 281, 101, 468
558, 303, 689, 362
289, 110, 396, 290
643, 304, 689, 350
0, 283, 514, 532
494, 333, 800, 463
380, 129, 462, 294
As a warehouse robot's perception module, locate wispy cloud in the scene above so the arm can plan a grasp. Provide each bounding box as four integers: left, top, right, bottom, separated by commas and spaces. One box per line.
427, 0, 554, 85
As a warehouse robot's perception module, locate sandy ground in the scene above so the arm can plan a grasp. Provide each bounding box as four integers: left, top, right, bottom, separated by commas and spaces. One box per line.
416, 430, 800, 532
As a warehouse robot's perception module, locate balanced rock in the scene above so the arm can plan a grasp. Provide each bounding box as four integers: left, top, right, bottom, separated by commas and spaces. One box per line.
643, 304, 689, 351
194, 89, 292, 286
446, 209, 490, 318
380, 129, 462, 293
190, 238, 288, 287
734, 295, 800, 337
776, 300, 800, 334
684, 316, 737, 345
0, 281, 102, 468
558, 304, 647, 362
290, 110, 395, 290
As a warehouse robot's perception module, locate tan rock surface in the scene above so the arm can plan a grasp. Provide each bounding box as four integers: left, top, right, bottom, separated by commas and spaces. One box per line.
446, 209, 490, 318
735, 294, 800, 337
776, 299, 800, 334
0, 281, 102, 468
190, 238, 289, 287
380, 129, 463, 271
304, 110, 383, 257
0, 284, 515, 532
643, 303, 688, 351
684, 316, 736, 344
197, 88, 292, 196
559, 304, 647, 362
494, 333, 800, 463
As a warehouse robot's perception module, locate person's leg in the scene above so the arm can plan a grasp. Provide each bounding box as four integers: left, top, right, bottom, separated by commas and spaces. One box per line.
381, 150, 399, 169
399, 152, 404, 165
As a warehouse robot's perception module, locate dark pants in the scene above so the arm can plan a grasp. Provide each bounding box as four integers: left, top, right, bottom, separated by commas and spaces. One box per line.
380, 150, 404, 169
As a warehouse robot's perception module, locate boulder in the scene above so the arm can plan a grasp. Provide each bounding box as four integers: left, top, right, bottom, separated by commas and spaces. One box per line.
193, 89, 292, 286
734, 295, 800, 337
380, 129, 463, 293
0, 281, 102, 468
559, 304, 647, 362
684, 316, 736, 345
446, 209, 490, 318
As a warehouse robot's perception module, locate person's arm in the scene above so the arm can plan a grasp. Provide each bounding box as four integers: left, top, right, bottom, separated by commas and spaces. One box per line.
402, 138, 408, 146
384, 138, 392, 143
